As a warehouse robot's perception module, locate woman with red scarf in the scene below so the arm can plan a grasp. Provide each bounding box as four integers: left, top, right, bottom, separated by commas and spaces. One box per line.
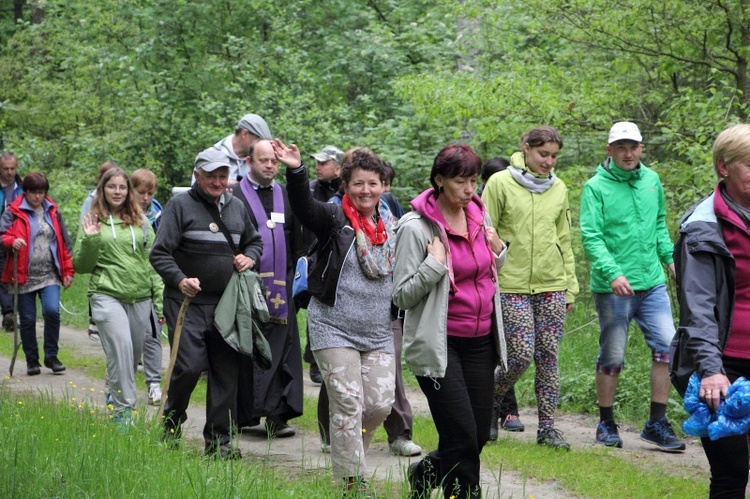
275, 139, 396, 497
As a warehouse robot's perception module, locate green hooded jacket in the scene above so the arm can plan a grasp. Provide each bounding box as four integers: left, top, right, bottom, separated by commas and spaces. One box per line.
481, 152, 579, 303
73, 214, 164, 315
579, 159, 674, 293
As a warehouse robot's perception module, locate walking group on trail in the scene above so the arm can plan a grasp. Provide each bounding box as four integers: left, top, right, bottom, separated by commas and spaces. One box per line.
4, 116, 750, 498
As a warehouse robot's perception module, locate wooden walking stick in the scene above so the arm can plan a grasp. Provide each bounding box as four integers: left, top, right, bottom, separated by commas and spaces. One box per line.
9, 251, 20, 377
157, 296, 192, 417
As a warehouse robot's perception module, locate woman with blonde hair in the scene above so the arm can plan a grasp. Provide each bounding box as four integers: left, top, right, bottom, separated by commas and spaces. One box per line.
130, 167, 164, 405
673, 123, 750, 497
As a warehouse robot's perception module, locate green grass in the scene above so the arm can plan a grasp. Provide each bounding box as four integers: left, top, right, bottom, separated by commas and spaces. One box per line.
0, 275, 703, 498
59, 274, 91, 330
0, 388, 707, 499
0, 388, 404, 499
481, 435, 706, 498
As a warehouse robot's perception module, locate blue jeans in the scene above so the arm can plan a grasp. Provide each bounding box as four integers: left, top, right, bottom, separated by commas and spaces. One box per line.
594, 284, 675, 374
19, 285, 61, 364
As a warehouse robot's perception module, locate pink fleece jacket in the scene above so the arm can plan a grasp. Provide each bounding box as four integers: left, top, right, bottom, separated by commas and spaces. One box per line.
411, 189, 497, 338
715, 189, 750, 359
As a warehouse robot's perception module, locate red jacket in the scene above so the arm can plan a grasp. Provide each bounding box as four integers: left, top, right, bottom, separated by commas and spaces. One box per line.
0, 195, 74, 285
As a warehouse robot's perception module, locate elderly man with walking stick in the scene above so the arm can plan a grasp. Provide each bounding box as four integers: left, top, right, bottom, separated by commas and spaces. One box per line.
150, 147, 263, 459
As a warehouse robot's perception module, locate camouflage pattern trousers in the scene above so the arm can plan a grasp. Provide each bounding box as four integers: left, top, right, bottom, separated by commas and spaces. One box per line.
313, 348, 396, 479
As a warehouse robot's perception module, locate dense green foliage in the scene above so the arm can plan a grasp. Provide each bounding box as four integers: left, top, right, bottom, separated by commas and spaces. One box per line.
1, 0, 745, 220
2, 0, 746, 423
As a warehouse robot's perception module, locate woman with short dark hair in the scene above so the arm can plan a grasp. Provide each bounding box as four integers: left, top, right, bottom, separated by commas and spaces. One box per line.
394, 144, 507, 499
275, 140, 397, 497
0, 172, 74, 375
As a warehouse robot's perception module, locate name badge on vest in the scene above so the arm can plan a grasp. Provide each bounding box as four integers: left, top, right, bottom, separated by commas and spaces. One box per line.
271, 212, 285, 225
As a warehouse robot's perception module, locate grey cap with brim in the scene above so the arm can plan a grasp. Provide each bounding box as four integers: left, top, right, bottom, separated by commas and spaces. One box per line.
195, 147, 231, 172
237, 114, 272, 140
311, 145, 344, 164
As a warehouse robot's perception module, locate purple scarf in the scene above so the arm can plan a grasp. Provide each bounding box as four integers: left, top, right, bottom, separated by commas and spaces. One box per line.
240, 177, 288, 324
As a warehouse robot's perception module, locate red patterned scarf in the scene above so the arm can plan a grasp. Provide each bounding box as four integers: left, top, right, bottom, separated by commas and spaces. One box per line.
341, 194, 387, 245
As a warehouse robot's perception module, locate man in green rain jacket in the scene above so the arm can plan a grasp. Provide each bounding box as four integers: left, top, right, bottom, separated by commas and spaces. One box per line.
580, 121, 685, 453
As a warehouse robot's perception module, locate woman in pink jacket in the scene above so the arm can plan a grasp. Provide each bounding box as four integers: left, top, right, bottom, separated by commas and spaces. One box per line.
393, 144, 506, 499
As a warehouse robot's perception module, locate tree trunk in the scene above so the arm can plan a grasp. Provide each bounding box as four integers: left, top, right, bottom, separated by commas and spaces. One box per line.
13, 0, 23, 21
738, 0, 750, 120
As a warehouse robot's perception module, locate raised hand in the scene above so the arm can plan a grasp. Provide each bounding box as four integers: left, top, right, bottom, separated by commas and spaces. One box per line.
272, 138, 302, 169
81, 213, 101, 235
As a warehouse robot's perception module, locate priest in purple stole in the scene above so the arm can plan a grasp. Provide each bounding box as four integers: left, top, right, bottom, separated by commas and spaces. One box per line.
233, 139, 304, 437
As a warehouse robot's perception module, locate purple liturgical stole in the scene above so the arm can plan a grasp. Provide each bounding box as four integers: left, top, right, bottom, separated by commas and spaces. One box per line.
240, 177, 288, 324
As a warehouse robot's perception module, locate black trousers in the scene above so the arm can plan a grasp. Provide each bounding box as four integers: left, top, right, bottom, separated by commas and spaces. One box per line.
498, 386, 519, 418
701, 355, 750, 499
0, 251, 13, 315
162, 297, 240, 448
416, 334, 495, 499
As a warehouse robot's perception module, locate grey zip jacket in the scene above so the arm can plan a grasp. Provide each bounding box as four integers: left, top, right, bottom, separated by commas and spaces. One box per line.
392, 211, 507, 378
671, 192, 735, 396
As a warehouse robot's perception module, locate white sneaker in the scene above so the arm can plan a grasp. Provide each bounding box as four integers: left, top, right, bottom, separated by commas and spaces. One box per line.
148, 383, 162, 405
389, 437, 422, 457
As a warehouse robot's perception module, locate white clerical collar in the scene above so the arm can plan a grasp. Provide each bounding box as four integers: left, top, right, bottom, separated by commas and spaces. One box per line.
247, 177, 276, 190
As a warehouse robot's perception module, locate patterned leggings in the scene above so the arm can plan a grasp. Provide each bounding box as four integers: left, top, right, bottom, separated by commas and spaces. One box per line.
494, 292, 566, 430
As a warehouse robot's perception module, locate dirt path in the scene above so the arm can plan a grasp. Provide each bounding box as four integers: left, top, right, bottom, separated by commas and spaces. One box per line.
1, 323, 710, 498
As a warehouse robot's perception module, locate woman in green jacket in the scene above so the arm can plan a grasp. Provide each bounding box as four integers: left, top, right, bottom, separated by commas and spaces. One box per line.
73, 167, 164, 424
481, 126, 578, 449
